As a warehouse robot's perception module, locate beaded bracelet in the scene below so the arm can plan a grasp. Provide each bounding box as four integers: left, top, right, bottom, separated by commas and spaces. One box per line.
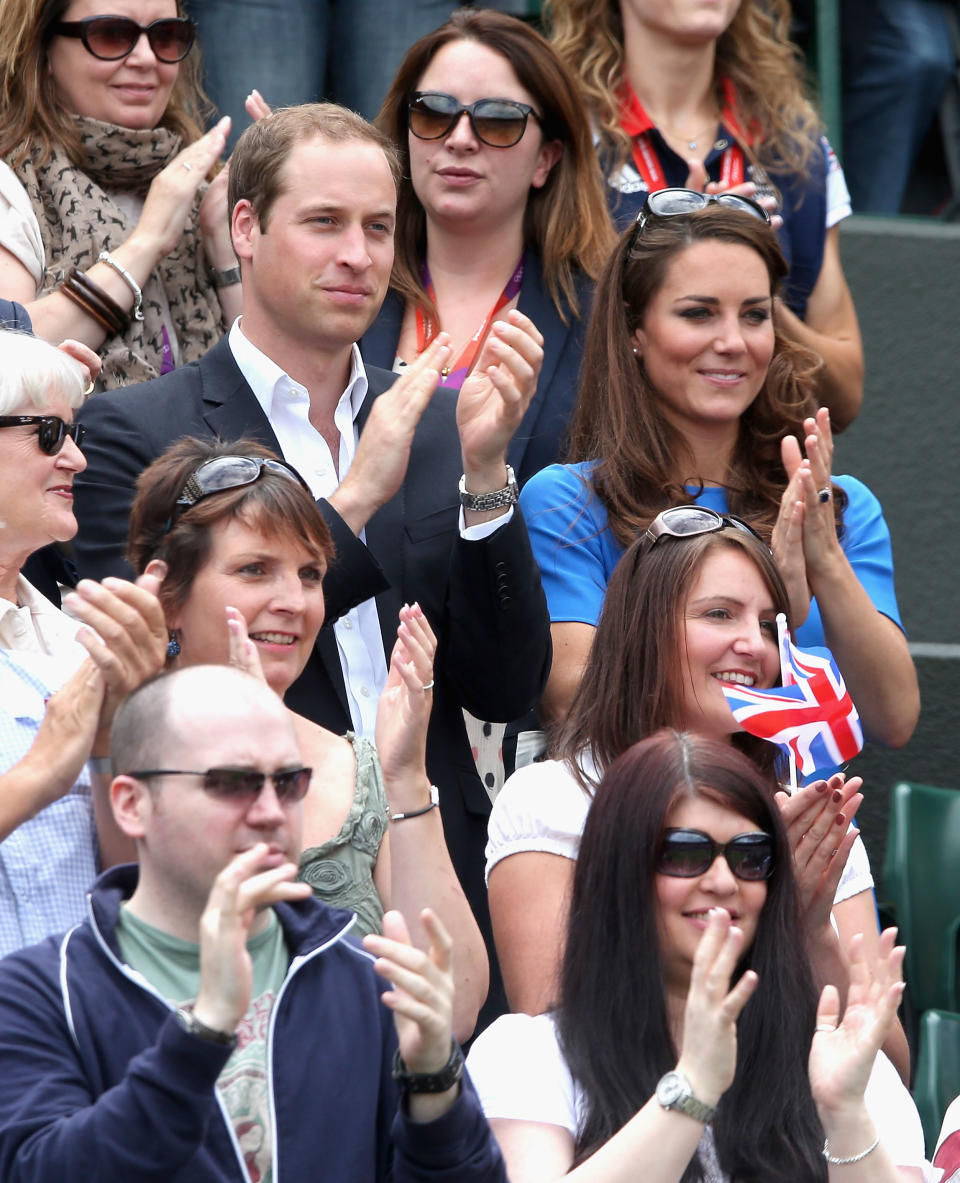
822, 1134, 880, 1165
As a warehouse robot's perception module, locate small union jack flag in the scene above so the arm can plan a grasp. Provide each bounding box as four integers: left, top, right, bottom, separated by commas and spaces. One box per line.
721, 630, 863, 780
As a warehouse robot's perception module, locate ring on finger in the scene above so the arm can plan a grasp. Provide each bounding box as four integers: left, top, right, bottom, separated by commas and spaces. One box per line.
817, 487, 831, 504
815, 1023, 836, 1032
421, 679, 435, 691
181, 161, 194, 172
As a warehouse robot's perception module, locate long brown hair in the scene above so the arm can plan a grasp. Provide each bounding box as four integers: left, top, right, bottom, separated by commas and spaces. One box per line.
558, 730, 825, 1179
566, 205, 836, 547
555, 527, 790, 787
544, 0, 819, 177
0, 0, 210, 167
376, 7, 615, 324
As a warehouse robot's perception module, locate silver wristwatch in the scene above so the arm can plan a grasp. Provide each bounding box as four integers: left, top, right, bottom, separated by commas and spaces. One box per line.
655, 1070, 716, 1124
458, 465, 518, 512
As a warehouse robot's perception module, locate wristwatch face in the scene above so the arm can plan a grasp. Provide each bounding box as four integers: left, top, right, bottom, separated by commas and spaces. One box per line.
656, 1071, 685, 1107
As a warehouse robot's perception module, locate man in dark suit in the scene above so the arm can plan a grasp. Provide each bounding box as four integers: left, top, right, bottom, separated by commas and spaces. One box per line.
72, 103, 551, 1028
0, 299, 32, 331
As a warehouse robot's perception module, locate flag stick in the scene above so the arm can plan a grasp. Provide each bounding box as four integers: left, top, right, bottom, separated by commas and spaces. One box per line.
776, 612, 798, 794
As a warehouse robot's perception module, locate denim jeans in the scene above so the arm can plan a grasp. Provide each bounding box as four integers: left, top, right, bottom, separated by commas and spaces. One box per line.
186, 0, 530, 149
841, 0, 955, 213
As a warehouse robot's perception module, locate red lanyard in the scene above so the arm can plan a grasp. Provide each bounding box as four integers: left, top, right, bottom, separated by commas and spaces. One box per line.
629, 130, 745, 193
415, 257, 524, 389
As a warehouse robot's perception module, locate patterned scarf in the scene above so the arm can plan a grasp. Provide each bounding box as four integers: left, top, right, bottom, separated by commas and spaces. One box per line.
14, 116, 223, 388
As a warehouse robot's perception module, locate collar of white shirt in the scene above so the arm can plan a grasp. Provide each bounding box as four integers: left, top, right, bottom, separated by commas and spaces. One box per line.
227, 317, 368, 444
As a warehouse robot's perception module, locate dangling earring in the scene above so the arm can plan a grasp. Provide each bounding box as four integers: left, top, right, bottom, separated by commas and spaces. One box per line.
167, 630, 181, 659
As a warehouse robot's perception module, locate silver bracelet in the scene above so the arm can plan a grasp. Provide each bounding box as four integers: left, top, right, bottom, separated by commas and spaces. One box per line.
98, 251, 144, 321
822, 1134, 880, 1165
390, 785, 439, 822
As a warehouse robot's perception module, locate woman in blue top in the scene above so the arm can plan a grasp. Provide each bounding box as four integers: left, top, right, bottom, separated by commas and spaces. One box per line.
521, 196, 918, 747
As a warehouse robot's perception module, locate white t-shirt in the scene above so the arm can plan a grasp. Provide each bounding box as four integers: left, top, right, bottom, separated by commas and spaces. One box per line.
467, 1012, 933, 1179
486, 756, 874, 909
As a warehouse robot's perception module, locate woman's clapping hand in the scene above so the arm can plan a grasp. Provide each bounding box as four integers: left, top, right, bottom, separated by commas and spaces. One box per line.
676, 908, 759, 1108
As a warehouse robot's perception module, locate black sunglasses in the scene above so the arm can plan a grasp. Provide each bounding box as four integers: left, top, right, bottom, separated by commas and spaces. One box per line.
642, 506, 764, 549
165, 455, 310, 533
54, 16, 196, 63
630, 187, 770, 252
408, 91, 539, 148
0, 415, 86, 455
127, 766, 313, 804
658, 828, 775, 881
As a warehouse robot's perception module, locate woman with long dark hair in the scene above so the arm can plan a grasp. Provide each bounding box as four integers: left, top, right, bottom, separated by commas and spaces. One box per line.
469, 731, 930, 1181
486, 515, 909, 1083
544, 0, 863, 429
367, 7, 615, 484
521, 200, 917, 748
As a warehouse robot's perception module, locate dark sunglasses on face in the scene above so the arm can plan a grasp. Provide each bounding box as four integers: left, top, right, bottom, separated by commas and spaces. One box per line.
0, 415, 86, 455
658, 828, 775, 881
127, 766, 313, 804
54, 16, 196, 63
642, 505, 764, 549
629, 187, 770, 252
408, 91, 539, 148
164, 455, 311, 533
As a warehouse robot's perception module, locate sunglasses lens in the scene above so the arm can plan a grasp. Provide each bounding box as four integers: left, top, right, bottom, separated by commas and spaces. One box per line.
472, 100, 527, 147
148, 18, 195, 62
37, 417, 66, 455
84, 17, 139, 58
648, 189, 710, 218
658, 506, 722, 536
658, 837, 711, 878
273, 768, 312, 802
727, 836, 774, 880
409, 95, 458, 139
203, 769, 265, 799
715, 194, 768, 223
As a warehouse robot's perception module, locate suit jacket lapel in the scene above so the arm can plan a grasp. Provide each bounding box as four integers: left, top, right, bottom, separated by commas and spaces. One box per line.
512, 249, 567, 476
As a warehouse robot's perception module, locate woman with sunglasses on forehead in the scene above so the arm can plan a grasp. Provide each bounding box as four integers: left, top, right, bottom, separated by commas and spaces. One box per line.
487, 513, 910, 1080
126, 435, 489, 1040
521, 200, 918, 752
0, 0, 240, 388
366, 8, 615, 486
544, 0, 864, 430
469, 731, 930, 1182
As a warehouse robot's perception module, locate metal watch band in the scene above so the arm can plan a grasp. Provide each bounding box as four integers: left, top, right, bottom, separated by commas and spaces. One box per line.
655, 1070, 717, 1124
458, 465, 518, 512
392, 1038, 464, 1094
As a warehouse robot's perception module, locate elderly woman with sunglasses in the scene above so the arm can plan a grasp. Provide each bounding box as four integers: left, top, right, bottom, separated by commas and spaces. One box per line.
0, 328, 167, 953
486, 512, 910, 1079
0, 0, 240, 388
521, 197, 918, 753
125, 434, 489, 1040
544, 0, 864, 431
470, 731, 930, 1183
366, 8, 615, 487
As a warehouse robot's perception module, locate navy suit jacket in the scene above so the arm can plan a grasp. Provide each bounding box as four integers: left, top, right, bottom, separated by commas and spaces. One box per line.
72, 337, 552, 1020
361, 249, 592, 486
